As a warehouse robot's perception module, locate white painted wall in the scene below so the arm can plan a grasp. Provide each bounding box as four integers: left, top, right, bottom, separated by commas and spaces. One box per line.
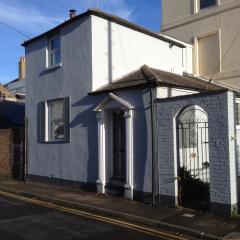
157, 87, 198, 99
91, 15, 192, 91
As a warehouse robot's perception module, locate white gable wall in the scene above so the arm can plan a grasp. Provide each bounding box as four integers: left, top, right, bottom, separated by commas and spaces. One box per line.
91, 15, 193, 91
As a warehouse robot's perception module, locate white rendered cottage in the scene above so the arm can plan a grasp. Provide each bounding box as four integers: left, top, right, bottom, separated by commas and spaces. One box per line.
23, 9, 240, 217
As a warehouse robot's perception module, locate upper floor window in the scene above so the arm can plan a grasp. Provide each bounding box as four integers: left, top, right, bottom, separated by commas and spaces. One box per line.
48, 36, 61, 67
200, 0, 217, 10
197, 32, 220, 76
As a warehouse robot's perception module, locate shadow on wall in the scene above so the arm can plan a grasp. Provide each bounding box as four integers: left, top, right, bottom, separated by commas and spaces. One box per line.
70, 94, 104, 189
131, 88, 149, 201
69, 88, 150, 199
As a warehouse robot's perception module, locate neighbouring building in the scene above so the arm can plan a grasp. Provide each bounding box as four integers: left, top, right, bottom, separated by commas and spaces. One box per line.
161, 0, 240, 90
0, 84, 17, 102
0, 99, 25, 180
0, 85, 25, 180
0, 66, 26, 180
5, 56, 26, 100
23, 9, 240, 217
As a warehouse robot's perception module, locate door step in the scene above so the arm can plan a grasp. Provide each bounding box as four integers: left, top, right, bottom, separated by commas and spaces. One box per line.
105, 182, 124, 197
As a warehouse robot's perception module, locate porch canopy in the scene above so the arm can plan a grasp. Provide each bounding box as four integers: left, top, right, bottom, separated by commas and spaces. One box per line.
90, 65, 235, 94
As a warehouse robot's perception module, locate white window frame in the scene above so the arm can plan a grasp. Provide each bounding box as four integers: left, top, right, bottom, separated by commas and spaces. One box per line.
44, 98, 69, 142
47, 35, 61, 68
194, 0, 220, 14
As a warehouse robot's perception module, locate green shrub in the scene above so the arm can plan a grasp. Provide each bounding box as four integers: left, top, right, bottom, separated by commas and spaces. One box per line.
178, 167, 210, 205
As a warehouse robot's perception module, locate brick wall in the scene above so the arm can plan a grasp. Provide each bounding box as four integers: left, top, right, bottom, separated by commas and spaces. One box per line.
0, 127, 24, 179
0, 129, 14, 178
157, 91, 238, 216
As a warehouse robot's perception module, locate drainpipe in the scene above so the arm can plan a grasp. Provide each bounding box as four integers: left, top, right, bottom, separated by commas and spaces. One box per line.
149, 85, 156, 206
24, 117, 28, 182
141, 65, 158, 206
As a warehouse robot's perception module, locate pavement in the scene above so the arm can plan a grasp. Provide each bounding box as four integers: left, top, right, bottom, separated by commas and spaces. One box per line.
0, 179, 239, 240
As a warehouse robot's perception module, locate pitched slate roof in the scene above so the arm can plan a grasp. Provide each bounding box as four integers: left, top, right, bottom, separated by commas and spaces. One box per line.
22, 9, 185, 48
91, 65, 233, 94
4, 78, 19, 86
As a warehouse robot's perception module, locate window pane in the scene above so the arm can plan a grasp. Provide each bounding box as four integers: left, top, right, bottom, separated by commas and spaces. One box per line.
237, 103, 240, 125
200, 0, 216, 9
51, 37, 60, 50
51, 101, 64, 119
49, 36, 61, 67
48, 100, 65, 140
54, 49, 61, 65
51, 120, 64, 139
50, 53, 54, 66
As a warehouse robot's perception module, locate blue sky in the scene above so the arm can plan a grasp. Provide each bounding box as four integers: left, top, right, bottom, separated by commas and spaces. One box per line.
0, 0, 161, 84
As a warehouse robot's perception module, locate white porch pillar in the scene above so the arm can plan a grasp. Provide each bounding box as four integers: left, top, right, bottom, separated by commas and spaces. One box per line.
96, 111, 106, 194
124, 109, 134, 200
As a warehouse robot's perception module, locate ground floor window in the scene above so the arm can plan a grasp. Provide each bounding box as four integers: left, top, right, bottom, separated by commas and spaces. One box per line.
236, 99, 240, 126
39, 97, 69, 143
48, 99, 65, 140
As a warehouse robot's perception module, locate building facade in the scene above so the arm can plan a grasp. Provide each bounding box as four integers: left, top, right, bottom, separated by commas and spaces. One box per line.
23, 9, 240, 216
23, 9, 192, 196
161, 0, 240, 90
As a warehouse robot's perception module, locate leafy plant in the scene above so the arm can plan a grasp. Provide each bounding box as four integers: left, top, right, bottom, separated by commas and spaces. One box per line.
178, 167, 210, 205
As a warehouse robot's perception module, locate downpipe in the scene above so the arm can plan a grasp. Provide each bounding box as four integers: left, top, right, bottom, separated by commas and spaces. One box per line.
149, 85, 157, 206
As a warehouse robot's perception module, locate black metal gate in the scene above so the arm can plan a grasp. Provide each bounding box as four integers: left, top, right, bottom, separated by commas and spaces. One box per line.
177, 106, 210, 208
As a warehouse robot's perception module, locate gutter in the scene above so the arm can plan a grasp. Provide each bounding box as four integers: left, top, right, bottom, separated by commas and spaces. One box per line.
22, 9, 185, 48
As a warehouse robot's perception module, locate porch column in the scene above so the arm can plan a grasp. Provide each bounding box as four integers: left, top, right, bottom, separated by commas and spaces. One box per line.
96, 111, 106, 194
124, 109, 134, 200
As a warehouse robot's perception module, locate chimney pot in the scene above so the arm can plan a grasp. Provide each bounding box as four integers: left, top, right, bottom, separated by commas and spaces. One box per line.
69, 9, 77, 19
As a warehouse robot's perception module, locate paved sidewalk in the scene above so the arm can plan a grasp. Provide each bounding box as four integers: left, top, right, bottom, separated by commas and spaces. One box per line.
0, 179, 239, 240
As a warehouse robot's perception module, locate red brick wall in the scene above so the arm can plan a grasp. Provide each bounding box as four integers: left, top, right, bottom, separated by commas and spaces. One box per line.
0, 129, 13, 178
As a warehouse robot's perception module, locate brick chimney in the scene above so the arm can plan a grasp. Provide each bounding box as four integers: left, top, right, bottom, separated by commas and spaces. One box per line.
18, 56, 26, 81
69, 9, 77, 19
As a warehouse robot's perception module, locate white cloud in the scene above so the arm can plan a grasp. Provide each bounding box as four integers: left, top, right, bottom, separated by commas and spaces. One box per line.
0, 2, 64, 36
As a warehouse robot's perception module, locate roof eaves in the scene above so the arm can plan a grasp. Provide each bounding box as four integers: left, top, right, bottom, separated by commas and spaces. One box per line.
22, 11, 90, 46
22, 9, 185, 48
4, 78, 19, 86
184, 73, 240, 93
89, 82, 149, 95
89, 9, 185, 48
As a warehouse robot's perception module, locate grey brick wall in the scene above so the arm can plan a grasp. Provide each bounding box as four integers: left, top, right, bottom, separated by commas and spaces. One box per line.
157, 91, 238, 216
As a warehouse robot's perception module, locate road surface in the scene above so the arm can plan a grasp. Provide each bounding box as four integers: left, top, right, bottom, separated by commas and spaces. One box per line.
0, 192, 190, 240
